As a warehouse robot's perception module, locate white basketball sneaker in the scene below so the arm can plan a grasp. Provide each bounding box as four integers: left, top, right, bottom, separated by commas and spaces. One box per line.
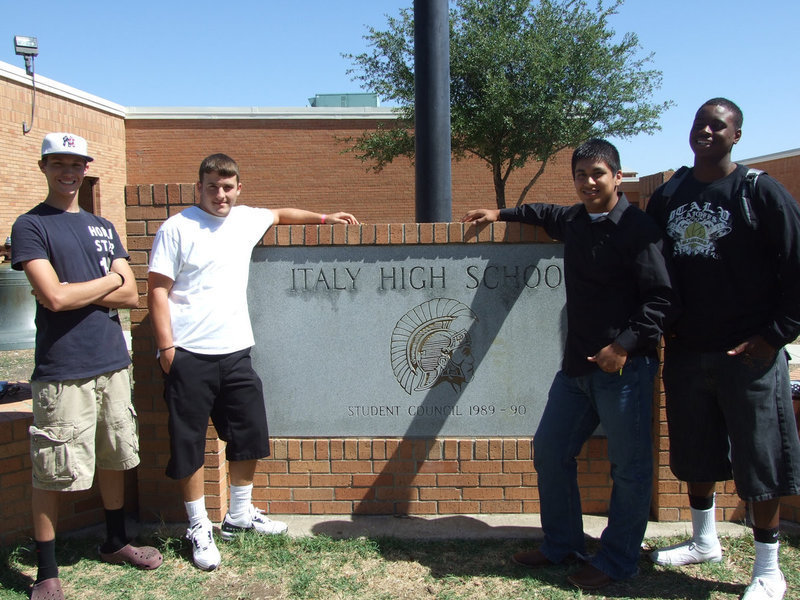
220, 504, 288, 541
650, 539, 723, 566
186, 519, 221, 571
742, 573, 786, 600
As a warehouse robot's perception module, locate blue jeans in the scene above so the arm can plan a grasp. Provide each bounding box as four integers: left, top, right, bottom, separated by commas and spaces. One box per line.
533, 355, 657, 580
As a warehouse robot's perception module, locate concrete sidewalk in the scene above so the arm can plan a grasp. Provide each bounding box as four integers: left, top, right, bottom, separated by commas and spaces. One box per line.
278, 513, 800, 542
93, 513, 800, 545
123, 513, 752, 545
275, 513, 753, 541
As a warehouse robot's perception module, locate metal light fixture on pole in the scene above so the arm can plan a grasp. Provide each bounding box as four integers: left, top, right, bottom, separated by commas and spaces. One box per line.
13, 35, 38, 134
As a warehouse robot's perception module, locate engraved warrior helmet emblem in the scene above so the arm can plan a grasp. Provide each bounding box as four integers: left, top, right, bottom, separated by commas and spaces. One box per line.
391, 299, 477, 394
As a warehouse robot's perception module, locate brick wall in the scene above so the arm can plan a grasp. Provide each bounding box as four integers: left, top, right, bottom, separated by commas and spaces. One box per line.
124, 116, 575, 225
4, 180, 799, 545
125, 181, 618, 522
124, 182, 759, 526
0, 65, 128, 244
744, 151, 800, 201
0, 403, 37, 544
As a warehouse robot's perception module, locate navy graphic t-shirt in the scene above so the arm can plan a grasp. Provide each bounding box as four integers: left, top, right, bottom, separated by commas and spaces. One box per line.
11, 203, 131, 381
646, 165, 800, 351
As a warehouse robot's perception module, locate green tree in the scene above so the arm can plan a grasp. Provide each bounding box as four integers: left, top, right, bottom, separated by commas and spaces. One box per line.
345, 0, 671, 208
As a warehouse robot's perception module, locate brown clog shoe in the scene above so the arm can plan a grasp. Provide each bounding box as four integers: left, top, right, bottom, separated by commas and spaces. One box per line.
99, 543, 163, 570
30, 578, 64, 600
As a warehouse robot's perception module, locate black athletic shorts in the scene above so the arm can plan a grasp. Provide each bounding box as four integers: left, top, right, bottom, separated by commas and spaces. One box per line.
663, 344, 800, 502
162, 347, 270, 480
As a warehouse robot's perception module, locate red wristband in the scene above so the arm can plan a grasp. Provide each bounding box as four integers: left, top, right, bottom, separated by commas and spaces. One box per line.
320, 214, 326, 224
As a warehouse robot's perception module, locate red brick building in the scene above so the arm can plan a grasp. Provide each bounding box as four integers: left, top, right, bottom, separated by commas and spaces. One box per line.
0, 63, 127, 244
2, 59, 800, 543
123, 106, 575, 224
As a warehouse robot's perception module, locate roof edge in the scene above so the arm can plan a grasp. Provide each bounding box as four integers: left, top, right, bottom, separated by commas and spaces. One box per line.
124, 106, 400, 120
0, 60, 126, 117
740, 147, 800, 165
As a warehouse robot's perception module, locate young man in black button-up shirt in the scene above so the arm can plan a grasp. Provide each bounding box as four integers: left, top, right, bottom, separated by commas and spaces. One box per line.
462, 138, 676, 590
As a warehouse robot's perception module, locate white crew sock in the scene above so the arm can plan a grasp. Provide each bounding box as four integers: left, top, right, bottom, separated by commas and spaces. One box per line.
185, 497, 208, 529
752, 540, 781, 581
229, 483, 254, 524
691, 499, 719, 550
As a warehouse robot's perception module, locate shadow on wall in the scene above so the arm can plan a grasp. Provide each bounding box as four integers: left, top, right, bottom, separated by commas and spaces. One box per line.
311, 513, 542, 540
348, 222, 567, 516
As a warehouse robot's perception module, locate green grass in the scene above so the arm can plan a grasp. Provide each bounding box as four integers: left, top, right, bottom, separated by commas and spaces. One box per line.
1, 531, 799, 599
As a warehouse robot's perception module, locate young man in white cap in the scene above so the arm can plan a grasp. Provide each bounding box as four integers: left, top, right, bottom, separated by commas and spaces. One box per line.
12, 133, 162, 600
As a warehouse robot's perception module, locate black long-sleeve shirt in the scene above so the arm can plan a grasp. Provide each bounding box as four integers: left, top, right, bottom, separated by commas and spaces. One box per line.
646, 164, 800, 351
501, 194, 677, 376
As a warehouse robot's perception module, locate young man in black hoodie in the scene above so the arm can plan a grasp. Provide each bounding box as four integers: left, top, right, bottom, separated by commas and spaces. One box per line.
646, 98, 800, 600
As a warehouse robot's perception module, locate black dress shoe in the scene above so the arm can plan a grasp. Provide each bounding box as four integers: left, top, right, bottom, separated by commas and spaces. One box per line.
511, 549, 555, 568
567, 563, 614, 590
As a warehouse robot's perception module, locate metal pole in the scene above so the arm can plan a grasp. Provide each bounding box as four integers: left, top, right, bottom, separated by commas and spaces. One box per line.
414, 0, 452, 223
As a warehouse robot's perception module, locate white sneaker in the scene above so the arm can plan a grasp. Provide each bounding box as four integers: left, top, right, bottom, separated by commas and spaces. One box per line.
742, 573, 786, 600
220, 504, 288, 541
650, 540, 723, 566
186, 519, 221, 571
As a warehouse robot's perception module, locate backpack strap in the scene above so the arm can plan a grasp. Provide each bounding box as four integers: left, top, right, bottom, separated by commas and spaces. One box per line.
739, 168, 764, 229
661, 165, 765, 230
661, 166, 690, 201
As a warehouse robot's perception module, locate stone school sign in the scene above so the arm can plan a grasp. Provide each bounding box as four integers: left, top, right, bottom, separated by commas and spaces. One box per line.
248, 244, 566, 437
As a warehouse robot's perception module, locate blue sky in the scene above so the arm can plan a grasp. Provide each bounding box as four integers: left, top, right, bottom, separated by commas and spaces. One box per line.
2, 0, 797, 176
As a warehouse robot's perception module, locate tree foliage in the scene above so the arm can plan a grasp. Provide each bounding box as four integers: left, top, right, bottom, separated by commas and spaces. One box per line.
344, 0, 671, 208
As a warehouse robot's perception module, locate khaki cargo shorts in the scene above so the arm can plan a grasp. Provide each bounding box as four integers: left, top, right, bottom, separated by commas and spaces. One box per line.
30, 368, 140, 492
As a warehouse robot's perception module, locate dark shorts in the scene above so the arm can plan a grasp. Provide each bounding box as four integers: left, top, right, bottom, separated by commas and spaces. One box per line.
163, 347, 270, 480
663, 345, 800, 502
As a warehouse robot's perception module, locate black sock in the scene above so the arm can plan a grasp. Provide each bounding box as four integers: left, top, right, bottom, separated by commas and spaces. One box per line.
688, 494, 715, 511
35, 539, 58, 583
753, 526, 780, 544
101, 508, 128, 553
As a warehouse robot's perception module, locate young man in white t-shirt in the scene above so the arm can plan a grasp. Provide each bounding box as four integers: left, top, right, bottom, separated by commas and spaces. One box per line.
148, 153, 357, 571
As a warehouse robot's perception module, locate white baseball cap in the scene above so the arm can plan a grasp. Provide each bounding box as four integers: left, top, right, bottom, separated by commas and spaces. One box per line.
41, 132, 94, 162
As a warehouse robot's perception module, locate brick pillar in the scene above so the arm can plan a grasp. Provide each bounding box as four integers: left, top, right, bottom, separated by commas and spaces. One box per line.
127, 183, 191, 522
126, 183, 753, 525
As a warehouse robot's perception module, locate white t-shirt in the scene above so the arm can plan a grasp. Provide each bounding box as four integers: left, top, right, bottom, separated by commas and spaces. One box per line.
149, 205, 275, 354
